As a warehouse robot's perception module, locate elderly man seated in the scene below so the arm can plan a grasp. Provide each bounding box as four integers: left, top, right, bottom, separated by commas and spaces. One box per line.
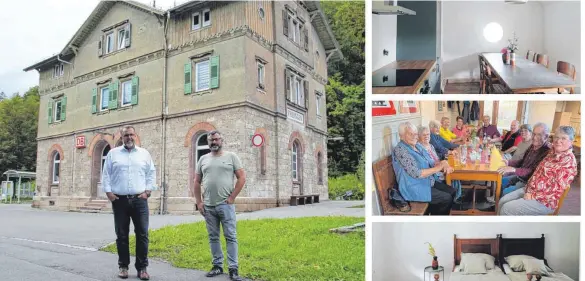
429, 120, 459, 160
498, 126, 578, 216
478, 115, 501, 140
496, 120, 523, 154
439, 117, 464, 144
497, 123, 550, 196
392, 122, 456, 215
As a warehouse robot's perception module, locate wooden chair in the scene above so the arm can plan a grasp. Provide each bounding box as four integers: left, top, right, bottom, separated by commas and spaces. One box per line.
550, 185, 571, 215
557, 61, 576, 94
526, 50, 535, 61
372, 156, 428, 215
535, 54, 549, 68
482, 60, 509, 94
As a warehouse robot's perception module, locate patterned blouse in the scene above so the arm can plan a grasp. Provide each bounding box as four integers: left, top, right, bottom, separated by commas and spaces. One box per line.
525, 149, 577, 210
394, 144, 438, 186
421, 143, 446, 182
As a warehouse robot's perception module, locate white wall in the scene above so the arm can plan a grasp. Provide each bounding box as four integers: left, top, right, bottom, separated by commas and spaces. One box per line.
372, 222, 580, 281
442, 1, 544, 81
527, 101, 557, 130
372, 14, 397, 71
542, 1, 581, 94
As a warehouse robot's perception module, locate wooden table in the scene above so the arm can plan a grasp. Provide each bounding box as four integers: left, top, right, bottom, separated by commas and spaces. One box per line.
446, 147, 503, 215
481, 53, 577, 93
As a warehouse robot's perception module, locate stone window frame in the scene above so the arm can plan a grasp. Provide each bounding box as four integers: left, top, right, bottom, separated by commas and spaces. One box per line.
291, 140, 302, 182
99, 20, 131, 58
53, 63, 64, 78
99, 84, 110, 112
99, 145, 111, 184
119, 78, 133, 107
52, 152, 60, 185
315, 91, 323, 117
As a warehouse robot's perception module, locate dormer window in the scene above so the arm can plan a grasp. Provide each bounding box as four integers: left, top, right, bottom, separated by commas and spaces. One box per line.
53, 63, 64, 78
192, 8, 211, 31
98, 21, 131, 57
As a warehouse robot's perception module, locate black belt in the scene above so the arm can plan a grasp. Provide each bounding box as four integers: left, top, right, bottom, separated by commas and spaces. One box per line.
115, 193, 143, 198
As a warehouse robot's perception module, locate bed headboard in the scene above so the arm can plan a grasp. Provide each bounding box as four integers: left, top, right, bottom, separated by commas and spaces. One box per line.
498, 234, 546, 266
453, 234, 500, 268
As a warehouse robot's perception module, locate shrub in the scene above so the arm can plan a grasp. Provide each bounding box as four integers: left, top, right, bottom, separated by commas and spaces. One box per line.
329, 173, 364, 200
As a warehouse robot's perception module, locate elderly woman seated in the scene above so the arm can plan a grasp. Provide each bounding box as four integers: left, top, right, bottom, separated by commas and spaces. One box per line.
498, 126, 578, 215
429, 120, 459, 160
504, 124, 533, 161
392, 122, 456, 215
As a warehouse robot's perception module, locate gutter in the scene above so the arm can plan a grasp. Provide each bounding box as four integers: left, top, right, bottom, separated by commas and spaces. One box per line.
271, 1, 280, 207
57, 54, 72, 65
159, 11, 170, 215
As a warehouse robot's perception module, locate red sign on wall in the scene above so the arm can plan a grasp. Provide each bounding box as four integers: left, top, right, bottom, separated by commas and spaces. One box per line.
372, 101, 397, 116
76, 136, 86, 148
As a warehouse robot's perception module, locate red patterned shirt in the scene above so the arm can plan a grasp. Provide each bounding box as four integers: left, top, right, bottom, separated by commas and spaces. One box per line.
525, 149, 577, 210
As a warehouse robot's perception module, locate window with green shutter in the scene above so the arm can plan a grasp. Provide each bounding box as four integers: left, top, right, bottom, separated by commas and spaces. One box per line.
131, 76, 139, 105
60, 96, 67, 121
184, 63, 192, 94
47, 100, 53, 124
109, 81, 118, 109
92, 88, 97, 113
210, 55, 219, 89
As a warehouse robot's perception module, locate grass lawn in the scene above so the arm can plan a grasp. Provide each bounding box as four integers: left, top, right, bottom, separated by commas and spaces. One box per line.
102, 216, 364, 281
348, 204, 365, 208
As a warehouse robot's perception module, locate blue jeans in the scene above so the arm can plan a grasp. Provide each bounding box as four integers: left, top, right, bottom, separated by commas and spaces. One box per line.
498, 188, 554, 215
204, 203, 238, 269
501, 175, 521, 197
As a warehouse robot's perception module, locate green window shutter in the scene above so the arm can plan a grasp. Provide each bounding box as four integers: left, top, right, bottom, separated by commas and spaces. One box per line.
131, 76, 139, 105
47, 100, 53, 124
210, 55, 219, 89
303, 80, 309, 108
110, 81, 119, 109
285, 70, 291, 101
282, 10, 288, 37
60, 96, 67, 121
184, 63, 192, 94
91, 88, 97, 113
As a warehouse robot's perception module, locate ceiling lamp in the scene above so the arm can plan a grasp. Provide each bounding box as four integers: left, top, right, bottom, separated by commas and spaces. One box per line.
505, 0, 527, 3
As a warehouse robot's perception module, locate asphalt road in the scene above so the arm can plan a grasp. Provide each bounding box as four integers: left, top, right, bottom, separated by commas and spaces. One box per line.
0, 201, 364, 280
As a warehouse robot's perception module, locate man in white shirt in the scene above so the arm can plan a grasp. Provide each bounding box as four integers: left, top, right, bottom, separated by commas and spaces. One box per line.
102, 125, 156, 280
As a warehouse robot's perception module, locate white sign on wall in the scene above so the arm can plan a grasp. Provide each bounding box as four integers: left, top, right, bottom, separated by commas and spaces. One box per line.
287, 108, 304, 124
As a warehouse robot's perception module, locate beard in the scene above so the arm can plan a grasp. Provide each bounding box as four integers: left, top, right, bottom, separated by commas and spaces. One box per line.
210, 144, 221, 151
124, 140, 135, 149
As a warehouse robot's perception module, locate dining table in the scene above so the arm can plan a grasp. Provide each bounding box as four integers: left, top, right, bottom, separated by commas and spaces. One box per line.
481, 53, 577, 94
446, 146, 503, 215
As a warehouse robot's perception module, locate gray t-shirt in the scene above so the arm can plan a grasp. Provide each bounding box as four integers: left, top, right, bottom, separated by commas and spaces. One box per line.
196, 151, 243, 206
510, 140, 532, 161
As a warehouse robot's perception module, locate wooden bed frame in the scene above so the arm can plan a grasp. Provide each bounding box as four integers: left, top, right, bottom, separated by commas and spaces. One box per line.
498, 234, 550, 268
453, 234, 501, 271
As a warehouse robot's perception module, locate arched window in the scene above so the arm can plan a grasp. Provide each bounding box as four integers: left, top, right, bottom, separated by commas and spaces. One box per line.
101, 145, 110, 179
317, 152, 323, 185
52, 152, 60, 184
292, 141, 300, 181
196, 133, 211, 164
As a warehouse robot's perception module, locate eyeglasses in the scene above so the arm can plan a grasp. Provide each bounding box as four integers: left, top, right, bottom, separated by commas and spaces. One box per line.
553, 135, 571, 141
209, 138, 222, 142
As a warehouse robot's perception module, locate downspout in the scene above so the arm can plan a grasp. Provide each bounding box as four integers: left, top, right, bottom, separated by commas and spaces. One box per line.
159, 11, 170, 215
71, 132, 76, 210
271, 2, 280, 207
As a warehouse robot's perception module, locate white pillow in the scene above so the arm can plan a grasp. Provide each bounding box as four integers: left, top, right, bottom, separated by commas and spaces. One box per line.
505, 255, 537, 271
461, 253, 496, 270
462, 255, 487, 274
523, 259, 549, 275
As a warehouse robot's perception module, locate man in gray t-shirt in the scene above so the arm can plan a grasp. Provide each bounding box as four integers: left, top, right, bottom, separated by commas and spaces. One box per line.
194, 130, 246, 281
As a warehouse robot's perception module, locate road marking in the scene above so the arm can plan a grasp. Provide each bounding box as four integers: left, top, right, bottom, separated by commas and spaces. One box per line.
0, 236, 98, 252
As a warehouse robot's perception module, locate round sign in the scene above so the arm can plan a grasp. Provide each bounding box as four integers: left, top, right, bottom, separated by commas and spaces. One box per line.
252, 134, 264, 147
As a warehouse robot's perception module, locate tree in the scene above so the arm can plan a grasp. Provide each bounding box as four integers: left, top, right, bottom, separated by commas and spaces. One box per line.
322, 1, 365, 177
0, 86, 39, 174
0, 91, 6, 101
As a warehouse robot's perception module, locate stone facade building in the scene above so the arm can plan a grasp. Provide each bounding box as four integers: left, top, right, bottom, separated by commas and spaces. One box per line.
24, 0, 342, 214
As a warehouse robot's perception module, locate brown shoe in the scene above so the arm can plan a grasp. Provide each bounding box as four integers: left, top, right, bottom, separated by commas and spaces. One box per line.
118, 267, 128, 279
138, 268, 150, 280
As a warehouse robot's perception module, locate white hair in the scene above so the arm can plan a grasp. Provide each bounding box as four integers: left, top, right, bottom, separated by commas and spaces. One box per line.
533, 122, 550, 135
398, 122, 418, 137
418, 125, 430, 134
429, 120, 441, 130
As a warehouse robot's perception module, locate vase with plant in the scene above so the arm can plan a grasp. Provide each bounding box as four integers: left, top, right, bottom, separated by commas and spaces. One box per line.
426, 242, 439, 270
507, 32, 519, 65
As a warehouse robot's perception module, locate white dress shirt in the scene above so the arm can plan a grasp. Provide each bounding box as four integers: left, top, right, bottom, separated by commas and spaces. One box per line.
101, 145, 156, 195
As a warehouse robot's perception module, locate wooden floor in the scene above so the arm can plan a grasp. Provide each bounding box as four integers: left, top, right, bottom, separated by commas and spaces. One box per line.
443, 81, 481, 94
559, 181, 580, 215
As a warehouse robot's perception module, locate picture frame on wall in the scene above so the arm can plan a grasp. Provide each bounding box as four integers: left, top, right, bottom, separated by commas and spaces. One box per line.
438, 101, 443, 112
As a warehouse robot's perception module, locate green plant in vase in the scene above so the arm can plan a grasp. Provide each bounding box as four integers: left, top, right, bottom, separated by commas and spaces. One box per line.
507, 32, 519, 65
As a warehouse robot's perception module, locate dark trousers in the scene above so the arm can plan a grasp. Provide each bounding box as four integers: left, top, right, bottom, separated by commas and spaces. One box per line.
429, 182, 456, 215
112, 196, 150, 270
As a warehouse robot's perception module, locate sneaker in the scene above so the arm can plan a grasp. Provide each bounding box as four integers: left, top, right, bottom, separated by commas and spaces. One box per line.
118, 267, 129, 279
206, 266, 223, 277
229, 268, 243, 281
137, 268, 150, 280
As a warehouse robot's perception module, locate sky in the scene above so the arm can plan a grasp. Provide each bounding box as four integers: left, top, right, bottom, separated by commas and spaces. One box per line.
0, 0, 186, 97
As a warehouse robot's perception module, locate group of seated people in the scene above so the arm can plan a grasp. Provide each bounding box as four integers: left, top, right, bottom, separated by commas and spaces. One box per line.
391, 115, 578, 216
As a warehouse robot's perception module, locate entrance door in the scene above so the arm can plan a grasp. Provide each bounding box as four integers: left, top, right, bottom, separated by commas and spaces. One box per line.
92, 144, 110, 199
